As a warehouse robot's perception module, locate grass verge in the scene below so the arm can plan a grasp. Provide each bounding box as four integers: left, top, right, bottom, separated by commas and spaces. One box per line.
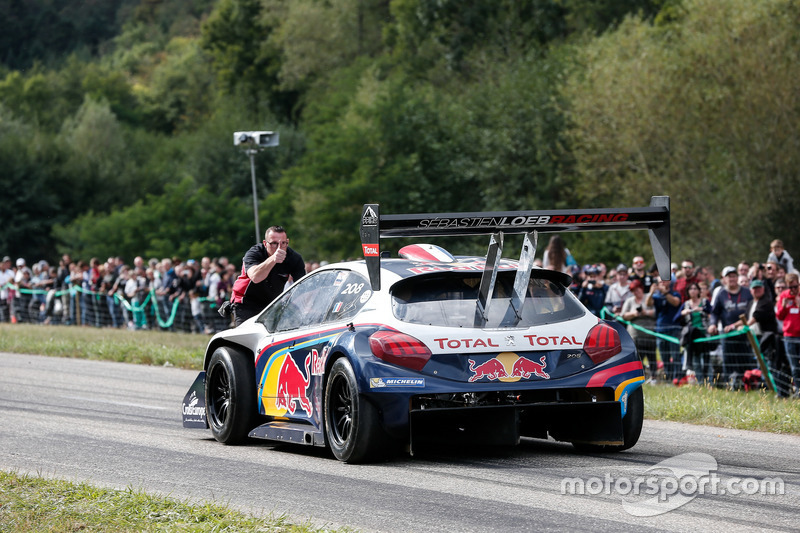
643, 382, 799, 434
0, 323, 205, 370
0, 470, 345, 533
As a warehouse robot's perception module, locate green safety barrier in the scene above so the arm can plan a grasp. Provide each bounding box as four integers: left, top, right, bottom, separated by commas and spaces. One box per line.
2, 281, 217, 330
600, 307, 749, 344
600, 308, 778, 391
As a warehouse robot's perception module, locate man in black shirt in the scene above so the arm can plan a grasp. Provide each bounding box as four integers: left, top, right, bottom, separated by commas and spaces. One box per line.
231, 226, 306, 326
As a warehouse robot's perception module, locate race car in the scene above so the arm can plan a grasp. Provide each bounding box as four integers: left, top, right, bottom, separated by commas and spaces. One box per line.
183, 197, 671, 463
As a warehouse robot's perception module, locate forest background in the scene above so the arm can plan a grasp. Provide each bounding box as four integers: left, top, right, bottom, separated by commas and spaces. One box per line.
2, 0, 798, 270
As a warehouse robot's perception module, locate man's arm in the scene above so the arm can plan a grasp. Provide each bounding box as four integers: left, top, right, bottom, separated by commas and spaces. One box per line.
246, 247, 285, 283
665, 290, 680, 307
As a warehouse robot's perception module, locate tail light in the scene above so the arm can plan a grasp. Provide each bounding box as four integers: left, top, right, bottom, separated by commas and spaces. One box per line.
369, 330, 431, 371
583, 323, 621, 364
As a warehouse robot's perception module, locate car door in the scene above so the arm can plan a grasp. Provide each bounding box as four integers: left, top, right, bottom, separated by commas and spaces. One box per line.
254, 270, 371, 428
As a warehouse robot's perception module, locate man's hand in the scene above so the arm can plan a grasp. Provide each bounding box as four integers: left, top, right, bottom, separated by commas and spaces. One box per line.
272, 248, 287, 264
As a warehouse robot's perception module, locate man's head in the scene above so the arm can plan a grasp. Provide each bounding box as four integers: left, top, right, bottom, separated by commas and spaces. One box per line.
764, 261, 779, 280
785, 273, 799, 297
750, 279, 765, 299
775, 278, 787, 294
632, 256, 646, 273
681, 260, 695, 278
615, 264, 628, 282
264, 226, 289, 254
721, 266, 739, 291
737, 261, 750, 277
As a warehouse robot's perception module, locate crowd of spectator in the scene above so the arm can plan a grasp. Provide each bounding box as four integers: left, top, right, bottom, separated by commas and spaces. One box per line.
1, 239, 798, 396
0, 253, 326, 335
541, 238, 798, 396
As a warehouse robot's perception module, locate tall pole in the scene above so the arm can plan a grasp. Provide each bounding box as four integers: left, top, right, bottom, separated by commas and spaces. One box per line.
248, 149, 260, 243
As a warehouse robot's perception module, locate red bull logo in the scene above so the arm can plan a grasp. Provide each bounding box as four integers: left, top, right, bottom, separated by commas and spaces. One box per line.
468, 352, 550, 382
275, 354, 312, 416
510, 355, 550, 379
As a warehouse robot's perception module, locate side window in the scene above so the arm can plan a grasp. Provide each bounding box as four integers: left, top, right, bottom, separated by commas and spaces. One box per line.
258, 270, 340, 332
324, 271, 372, 323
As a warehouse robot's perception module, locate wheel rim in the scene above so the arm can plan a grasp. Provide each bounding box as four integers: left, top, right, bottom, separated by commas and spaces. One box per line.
208, 362, 231, 428
329, 373, 353, 446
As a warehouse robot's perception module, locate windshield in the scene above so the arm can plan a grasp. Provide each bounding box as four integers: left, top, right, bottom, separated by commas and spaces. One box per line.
391, 271, 584, 328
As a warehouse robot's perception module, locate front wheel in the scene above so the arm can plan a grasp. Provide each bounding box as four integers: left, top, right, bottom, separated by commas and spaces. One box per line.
205, 346, 257, 444
324, 358, 389, 463
573, 386, 644, 453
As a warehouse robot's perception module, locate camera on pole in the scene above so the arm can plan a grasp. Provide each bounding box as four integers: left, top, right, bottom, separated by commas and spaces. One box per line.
234, 131, 280, 148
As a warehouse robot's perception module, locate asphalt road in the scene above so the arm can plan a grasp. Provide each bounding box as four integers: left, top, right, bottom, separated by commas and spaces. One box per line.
0, 352, 798, 532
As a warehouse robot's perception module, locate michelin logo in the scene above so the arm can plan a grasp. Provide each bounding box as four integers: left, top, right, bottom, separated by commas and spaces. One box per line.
370, 377, 425, 388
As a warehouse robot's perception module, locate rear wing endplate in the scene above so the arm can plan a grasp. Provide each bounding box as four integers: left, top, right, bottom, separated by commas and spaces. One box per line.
360, 196, 670, 294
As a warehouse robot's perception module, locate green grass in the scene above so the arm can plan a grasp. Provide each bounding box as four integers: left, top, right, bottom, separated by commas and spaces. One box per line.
0, 323, 205, 370
643, 382, 800, 434
0, 471, 346, 533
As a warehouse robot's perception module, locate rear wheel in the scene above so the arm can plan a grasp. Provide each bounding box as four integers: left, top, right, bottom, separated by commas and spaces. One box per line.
573, 386, 643, 452
205, 346, 257, 444
324, 358, 388, 463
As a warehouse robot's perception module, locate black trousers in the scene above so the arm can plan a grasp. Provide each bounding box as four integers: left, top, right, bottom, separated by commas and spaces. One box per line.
233, 303, 263, 327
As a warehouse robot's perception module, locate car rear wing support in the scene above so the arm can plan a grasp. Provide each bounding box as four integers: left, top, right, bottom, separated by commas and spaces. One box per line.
360, 196, 671, 293
473, 232, 504, 327
504, 231, 538, 327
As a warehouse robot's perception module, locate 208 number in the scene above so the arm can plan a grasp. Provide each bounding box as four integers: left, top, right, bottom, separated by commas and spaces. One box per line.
341, 283, 364, 295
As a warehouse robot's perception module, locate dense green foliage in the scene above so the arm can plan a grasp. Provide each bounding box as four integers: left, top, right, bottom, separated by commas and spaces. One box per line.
1, 0, 795, 268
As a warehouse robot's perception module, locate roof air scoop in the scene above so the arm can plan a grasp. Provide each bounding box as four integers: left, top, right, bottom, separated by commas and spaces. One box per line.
398, 244, 456, 263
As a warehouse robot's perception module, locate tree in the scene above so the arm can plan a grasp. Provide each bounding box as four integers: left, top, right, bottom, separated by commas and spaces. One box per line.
563, 0, 800, 266
53, 177, 255, 262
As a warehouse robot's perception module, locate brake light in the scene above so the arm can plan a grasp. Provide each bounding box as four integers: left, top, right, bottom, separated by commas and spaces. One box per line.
369, 330, 432, 371
583, 323, 621, 364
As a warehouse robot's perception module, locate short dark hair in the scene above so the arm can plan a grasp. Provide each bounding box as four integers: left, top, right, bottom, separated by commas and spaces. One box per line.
266, 225, 286, 236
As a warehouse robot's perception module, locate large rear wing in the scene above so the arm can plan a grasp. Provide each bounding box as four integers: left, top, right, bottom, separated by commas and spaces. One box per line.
360, 196, 670, 294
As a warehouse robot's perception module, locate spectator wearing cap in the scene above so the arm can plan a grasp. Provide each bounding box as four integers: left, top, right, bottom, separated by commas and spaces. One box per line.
14, 258, 32, 323
647, 277, 682, 383
605, 263, 632, 316
621, 279, 657, 378
629, 255, 655, 294
708, 265, 755, 387
741, 279, 785, 391
577, 264, 608, 317
740, 279, 778, 338
776, 272, 800, 397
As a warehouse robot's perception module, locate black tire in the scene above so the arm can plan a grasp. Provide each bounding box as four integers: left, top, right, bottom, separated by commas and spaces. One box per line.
324, 358, 388, 463
205, 346, 257, 445
573, 386, 644, 453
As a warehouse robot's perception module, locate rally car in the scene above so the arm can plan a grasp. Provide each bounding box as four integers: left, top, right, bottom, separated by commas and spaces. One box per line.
183, 197, 671, 462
